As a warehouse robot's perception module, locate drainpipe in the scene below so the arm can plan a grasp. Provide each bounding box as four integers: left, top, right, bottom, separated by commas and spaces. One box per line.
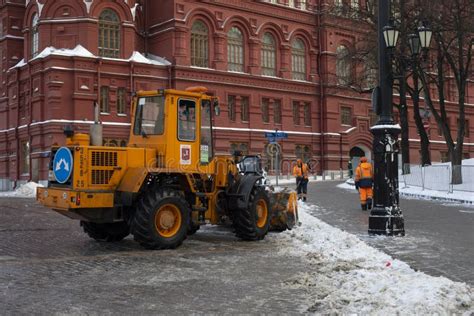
144, 0, 149, 56
97, 58, 102, 105
167, 65, 172, 89
90, 59, 103, 146
339, 133, 343, 170
28, 64, 33, 182
130, 61, 135, 92
15, 67, 21, 188
317, 0, 325, 175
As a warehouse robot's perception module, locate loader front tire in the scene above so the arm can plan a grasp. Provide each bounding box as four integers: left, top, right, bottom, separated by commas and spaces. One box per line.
233, 187, 270, 241
132, 188, 190, 250
187, 222, 200, 236
80, 221, 130, 242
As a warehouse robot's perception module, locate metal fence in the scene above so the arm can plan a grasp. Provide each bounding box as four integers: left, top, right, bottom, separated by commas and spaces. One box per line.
401, 164, 474, 193
452, 165, 474, 193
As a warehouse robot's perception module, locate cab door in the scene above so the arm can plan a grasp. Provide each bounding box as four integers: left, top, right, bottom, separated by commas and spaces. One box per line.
175, 97, 199, 171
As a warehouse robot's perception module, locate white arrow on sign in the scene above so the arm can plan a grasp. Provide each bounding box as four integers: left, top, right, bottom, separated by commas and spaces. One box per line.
55, 158, 70, 172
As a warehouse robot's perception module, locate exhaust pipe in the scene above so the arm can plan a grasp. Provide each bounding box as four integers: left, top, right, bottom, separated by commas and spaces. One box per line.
90, 101, 103, 146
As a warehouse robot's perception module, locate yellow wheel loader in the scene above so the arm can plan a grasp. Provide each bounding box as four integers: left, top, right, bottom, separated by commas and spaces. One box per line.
37, 87, 298, 250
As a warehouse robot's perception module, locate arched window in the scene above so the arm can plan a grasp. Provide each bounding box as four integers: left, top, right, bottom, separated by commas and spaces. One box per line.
98, 9, 120, 58
292, 38, 306, 80
261, 32, 276, 76
31, 13, 39, 57
336, 45, 351, 85
191, 20, 209, 67
228, 27, 244, 72
299, 0, 307, 10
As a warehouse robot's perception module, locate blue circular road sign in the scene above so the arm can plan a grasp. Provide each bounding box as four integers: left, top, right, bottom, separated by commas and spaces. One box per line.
53, 147, 73, 184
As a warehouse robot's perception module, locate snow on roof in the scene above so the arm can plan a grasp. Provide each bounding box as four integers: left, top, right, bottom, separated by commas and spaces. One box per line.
370, 124, 402, 130
9, 58, 27, 70
143, 53, 171, 66
126, 51, 171, 66
9, 45, 170, 70
33, 45, 96, 60
131, 3, 140, 20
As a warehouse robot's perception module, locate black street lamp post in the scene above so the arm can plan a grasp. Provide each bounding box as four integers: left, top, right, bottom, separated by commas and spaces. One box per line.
369, 0, 432, 236
368, 0, 404, 236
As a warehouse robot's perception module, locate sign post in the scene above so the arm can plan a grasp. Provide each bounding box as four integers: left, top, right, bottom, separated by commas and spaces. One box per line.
264, 130, 288, 186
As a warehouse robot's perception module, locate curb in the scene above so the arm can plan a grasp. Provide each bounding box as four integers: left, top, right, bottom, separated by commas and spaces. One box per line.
343, 181, 474, 205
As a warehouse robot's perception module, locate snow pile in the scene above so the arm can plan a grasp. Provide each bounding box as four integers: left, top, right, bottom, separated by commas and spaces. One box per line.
0, 182, 43, 198
338, 180, 357, 191
399, 186, 474, 203
269, 203, 473, 314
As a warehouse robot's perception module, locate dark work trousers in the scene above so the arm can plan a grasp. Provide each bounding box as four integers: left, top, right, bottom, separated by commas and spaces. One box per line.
296, 177, 308, 195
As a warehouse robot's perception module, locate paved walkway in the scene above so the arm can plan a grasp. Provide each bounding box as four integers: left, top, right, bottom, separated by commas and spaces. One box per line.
303, 181, 474, 285
0, 198, 309, 314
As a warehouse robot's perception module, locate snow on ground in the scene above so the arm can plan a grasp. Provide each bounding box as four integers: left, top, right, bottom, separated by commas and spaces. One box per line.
340, 177, 474, 203
0, 182, 43, 198
399, 185, 474, 203
269, 202, 473, 314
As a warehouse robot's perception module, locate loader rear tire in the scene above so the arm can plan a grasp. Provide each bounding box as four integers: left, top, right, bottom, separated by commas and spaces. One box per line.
132, 188, 190, 250
80, 221, 130, 242
233, 187, 270, 241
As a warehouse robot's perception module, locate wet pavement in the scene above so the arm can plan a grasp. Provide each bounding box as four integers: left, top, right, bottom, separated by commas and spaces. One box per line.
305, 181, 474, 286
1, 184, 473, 314
0, 198, 309, 315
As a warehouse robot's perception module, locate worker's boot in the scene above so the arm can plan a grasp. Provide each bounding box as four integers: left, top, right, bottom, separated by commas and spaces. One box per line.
367, 198, 372, 210
361, 204, 367, 211
303, 194, 307, 202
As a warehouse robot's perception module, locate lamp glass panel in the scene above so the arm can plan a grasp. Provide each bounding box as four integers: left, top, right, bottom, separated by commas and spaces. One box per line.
392, 29, 400, 48
383, 28, 398, 48
409, 34, 421, 55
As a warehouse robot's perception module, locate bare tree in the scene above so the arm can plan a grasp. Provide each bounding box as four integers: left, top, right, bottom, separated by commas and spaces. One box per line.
418, 0, 473, 184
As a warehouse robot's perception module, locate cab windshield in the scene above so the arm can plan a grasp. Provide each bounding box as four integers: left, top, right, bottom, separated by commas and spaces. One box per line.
134, 96, 165, 135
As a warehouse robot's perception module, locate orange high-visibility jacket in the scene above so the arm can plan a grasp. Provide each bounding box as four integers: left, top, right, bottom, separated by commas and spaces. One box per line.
355, 162, 373, 188
355, 162, 373, 180
293, 163, 309, 179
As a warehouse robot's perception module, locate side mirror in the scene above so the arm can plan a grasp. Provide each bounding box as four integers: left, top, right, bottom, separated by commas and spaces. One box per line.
63, 125, 74, 138
213, 98, 220, 116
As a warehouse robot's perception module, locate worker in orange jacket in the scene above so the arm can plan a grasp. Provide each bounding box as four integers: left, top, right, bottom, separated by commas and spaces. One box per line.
293, 159, 309, 201
355, 157, 374, 210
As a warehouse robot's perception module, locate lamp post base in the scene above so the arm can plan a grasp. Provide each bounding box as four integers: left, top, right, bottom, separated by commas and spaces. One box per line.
368, 206, 405, 236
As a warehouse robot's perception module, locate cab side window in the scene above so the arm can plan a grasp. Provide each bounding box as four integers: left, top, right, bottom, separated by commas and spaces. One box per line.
134, 96, 165, 135
178, 99, 196, 141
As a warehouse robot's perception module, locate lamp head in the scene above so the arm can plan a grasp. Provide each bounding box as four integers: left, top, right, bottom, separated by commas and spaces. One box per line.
417, 25, 433, 49
383, 24, 399, 49
408, 33, 421, 56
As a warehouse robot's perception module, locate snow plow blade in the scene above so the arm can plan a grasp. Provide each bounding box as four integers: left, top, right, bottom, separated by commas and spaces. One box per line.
268, 188, 299, 231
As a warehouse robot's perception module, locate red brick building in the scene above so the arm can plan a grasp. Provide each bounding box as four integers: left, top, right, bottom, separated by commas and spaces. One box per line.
0, 0, 472, 190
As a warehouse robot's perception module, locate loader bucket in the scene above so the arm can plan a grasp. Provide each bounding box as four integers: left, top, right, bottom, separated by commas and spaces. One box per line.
268, 188, 299, 231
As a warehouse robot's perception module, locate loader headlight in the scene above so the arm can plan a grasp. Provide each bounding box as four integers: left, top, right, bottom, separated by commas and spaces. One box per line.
48, 170, 56, 182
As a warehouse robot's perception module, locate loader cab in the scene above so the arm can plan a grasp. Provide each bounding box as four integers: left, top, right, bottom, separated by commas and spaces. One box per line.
129, 88, 217, 172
